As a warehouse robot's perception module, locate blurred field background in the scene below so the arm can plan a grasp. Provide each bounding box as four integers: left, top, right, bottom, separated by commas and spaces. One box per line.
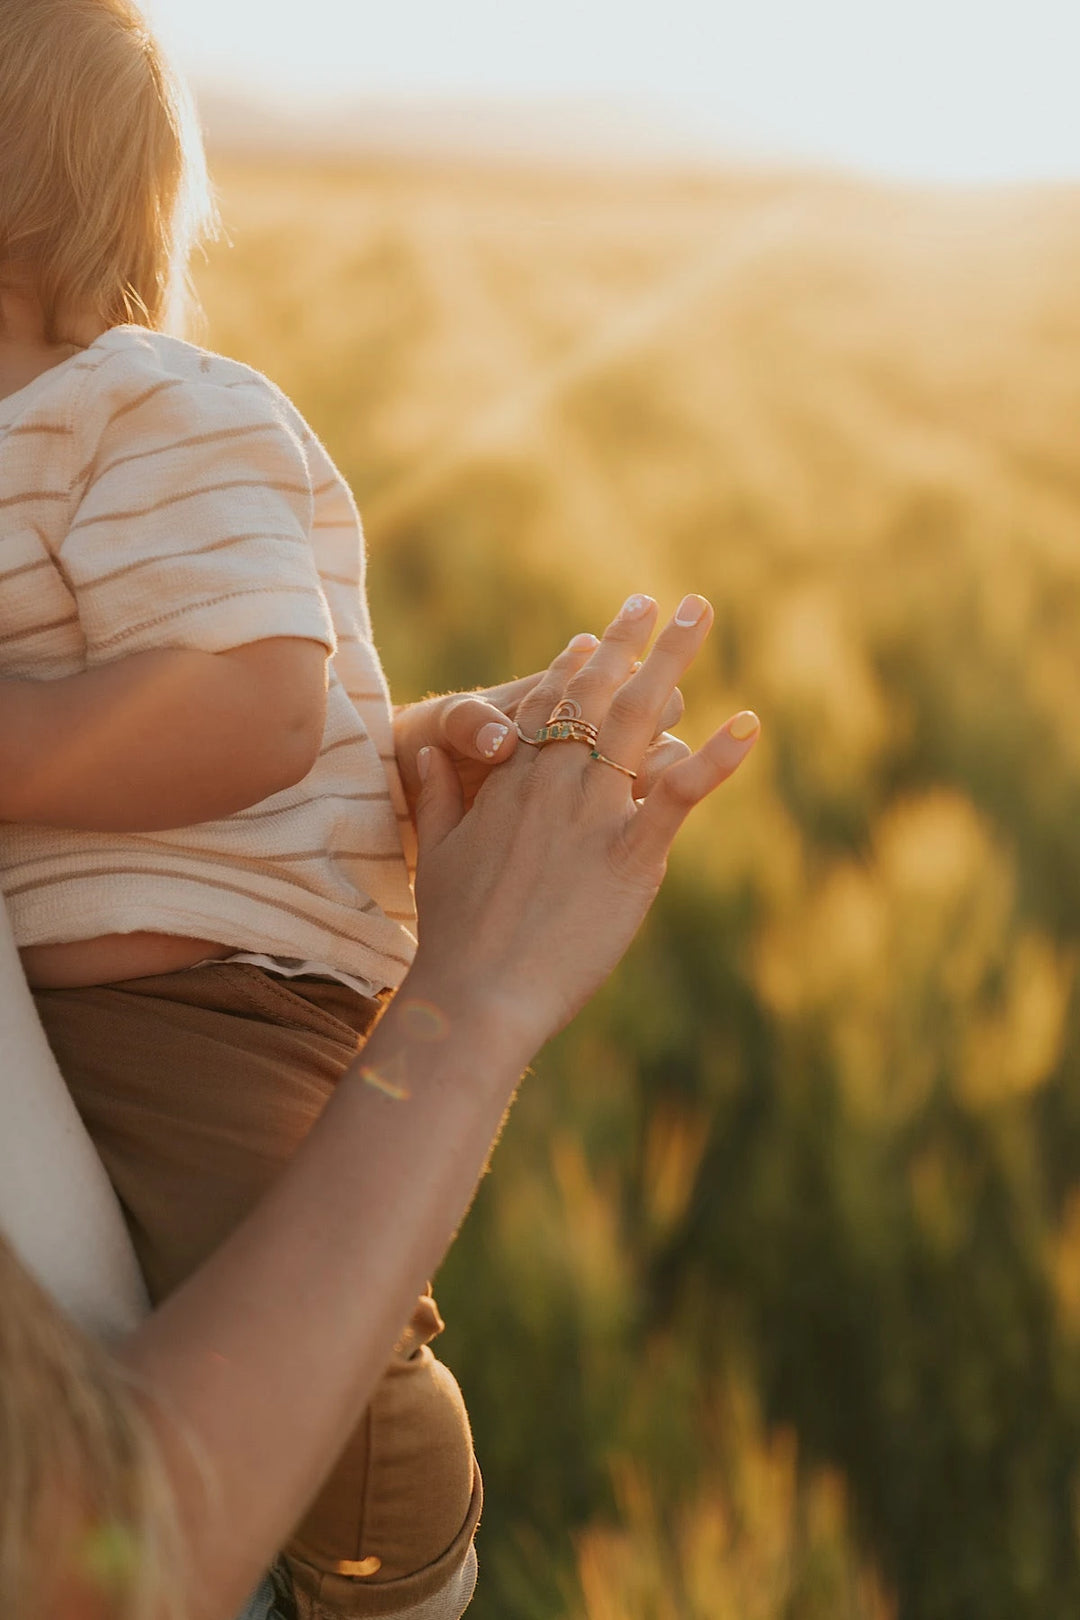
195, 155, 1080, 1620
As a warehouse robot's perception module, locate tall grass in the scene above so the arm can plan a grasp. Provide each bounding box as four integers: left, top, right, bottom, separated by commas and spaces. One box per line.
197, 156, 1080, 1619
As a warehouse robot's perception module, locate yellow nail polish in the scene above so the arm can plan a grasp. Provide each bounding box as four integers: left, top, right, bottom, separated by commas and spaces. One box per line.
728, 710, 760, 741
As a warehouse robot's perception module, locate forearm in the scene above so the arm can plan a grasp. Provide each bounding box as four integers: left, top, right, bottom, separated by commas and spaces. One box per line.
117, 973, 532, 1620
0, 642, 326, 832
100, 591, 753, 1620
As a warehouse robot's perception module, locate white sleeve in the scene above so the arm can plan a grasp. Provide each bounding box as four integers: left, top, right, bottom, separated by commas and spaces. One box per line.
64, 361, 336, 662
0, 901, 148, 1338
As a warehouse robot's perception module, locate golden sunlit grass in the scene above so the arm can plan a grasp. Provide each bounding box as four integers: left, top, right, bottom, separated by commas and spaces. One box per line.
194, 154, 1080, 1619
571, 1400, 895, 1620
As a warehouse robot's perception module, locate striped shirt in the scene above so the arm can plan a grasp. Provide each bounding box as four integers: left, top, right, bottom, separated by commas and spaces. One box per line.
0, 325, 418, 988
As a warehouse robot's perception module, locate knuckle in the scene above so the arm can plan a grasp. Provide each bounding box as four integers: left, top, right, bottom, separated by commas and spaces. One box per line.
602, 616, 645, 649
609, 684, 654, 728
562, 669, 608, 710
657, 770, 696, 810
442, 695, 479, 731
517, 681, 558, 721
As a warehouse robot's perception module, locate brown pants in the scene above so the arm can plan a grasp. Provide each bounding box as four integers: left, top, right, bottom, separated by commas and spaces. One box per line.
34, 962, 481, 1619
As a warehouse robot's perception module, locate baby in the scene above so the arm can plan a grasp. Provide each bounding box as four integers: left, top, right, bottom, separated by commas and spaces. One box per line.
0, 2, 525, 1615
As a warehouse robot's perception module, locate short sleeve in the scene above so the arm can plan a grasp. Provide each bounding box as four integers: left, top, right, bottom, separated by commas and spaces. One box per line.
62, 345, 336, 664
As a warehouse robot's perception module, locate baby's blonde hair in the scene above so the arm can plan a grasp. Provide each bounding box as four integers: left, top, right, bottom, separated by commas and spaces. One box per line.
0, 1235, 184, 1619
0, 0, 215, 341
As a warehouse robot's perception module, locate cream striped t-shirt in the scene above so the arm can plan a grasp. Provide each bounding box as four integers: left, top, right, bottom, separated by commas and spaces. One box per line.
0, 324, 417, 989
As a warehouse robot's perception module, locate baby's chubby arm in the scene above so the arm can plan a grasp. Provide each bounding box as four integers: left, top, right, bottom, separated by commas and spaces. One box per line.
0, 636, 328, 833
11, 342, 347, 833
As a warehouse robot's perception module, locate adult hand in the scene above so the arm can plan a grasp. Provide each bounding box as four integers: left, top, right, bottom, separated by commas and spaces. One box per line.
393, 639, 685, 816
92, 601, 755, 1620
408, 592, 760, 1052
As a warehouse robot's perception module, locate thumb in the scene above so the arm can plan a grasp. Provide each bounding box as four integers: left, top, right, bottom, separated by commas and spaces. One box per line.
440, 696, 517, 763
414, 745, 465, 855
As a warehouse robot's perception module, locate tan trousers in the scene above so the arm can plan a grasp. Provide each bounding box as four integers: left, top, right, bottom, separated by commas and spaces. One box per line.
33, 962, 481, 1619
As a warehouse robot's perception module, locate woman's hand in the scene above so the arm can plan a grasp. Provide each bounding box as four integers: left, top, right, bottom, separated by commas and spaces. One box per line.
392, 641, 687, 817
407, 593, 759, 1053
393, 670, 550, 816
102, 602, 756, 1620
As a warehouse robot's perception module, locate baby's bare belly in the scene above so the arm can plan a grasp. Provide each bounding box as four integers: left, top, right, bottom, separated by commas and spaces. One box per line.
21, 932, 234, 989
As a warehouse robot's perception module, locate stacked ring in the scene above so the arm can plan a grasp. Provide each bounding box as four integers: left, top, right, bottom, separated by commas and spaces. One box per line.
535, 719, 599, 747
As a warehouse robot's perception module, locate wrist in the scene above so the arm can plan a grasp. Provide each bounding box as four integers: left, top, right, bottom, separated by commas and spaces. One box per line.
391, 957, 545, 1078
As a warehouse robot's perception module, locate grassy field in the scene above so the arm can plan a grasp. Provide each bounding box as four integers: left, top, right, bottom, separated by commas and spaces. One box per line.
196, 155, 1080, 1619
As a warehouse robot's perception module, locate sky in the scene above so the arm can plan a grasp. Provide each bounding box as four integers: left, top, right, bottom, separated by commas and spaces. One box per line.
145, 0, 1080, 184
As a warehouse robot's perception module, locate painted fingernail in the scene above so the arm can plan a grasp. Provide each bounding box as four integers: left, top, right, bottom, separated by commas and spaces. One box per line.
567, 632, 600, 653
477, 722, 509, 758
619, 594, 654, 620
728, 710, 760, 741
674, 593, 708, 627
417, 746, 432, 781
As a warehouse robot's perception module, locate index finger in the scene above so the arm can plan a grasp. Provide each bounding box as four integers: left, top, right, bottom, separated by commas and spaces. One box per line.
512, 631, 601, 741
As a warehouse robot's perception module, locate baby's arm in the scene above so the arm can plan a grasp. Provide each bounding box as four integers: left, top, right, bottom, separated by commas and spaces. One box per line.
19, 345, 344, 832
0, 635, 327, 832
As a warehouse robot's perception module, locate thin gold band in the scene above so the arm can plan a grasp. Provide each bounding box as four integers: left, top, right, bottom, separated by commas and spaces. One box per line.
589, 748, 638, 780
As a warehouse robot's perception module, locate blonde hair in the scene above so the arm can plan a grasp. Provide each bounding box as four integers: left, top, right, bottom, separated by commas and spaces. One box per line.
0, 1235, 183, 1620
0, 0, 215, 341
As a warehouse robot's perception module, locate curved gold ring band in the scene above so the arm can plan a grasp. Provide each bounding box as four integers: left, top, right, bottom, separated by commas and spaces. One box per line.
515, 723, 543, 747
589, 748, 638, 780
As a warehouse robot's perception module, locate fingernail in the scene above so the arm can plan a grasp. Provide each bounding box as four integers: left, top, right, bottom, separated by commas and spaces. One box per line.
567, 632, 600, 653
417, 746, 432, 781
728, 710, 760, 741
674, 593, 708, 627
477, 722, 509, 758
619, 594, 654, 620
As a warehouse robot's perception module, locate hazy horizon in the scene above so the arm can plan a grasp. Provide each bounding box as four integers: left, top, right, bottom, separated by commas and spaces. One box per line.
147, 0, 1080, 185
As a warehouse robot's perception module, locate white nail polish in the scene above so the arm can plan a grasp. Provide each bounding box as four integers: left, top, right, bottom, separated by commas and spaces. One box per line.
478, 722, 509, 757
674, 594, 708, 627
619, 594, 653, 620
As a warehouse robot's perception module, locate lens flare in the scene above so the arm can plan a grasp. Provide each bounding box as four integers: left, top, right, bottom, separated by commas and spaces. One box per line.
399, 998, 451, 1042
80, 1522, 140, 1593
358, 1063, 411, 1102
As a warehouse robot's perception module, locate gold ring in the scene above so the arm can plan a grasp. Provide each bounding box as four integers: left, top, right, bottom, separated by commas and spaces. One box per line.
515, 723, 543, 747
547, 698, 583, 723
589, 748, 638, 780
536, 719, 599, 747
